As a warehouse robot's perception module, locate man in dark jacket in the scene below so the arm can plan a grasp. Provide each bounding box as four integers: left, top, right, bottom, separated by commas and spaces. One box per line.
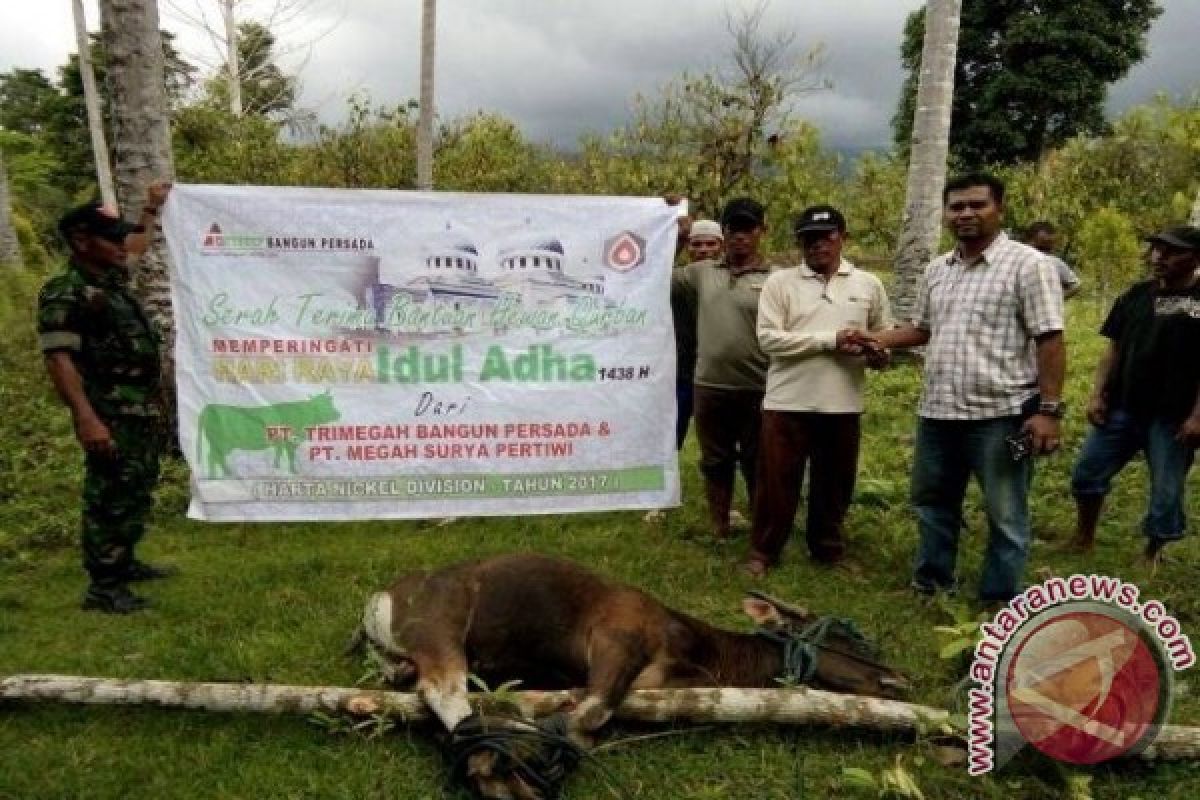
1068, 225, 1200, 562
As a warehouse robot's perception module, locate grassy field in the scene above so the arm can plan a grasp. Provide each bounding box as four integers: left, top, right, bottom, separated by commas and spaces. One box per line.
1, 268, 1197, 800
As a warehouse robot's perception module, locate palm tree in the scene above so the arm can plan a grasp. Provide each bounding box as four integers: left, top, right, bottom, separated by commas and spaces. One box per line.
416, 0, 436, 190
220, 0, 243, 116
891, 0, 962, 323
1190, 187, 1199, 227
98, 0, 176, 339
0, 151, 20, 268
73, 0, 118, 208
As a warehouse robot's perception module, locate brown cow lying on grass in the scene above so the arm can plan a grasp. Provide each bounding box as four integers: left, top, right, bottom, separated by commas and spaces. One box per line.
351, 553, 910, 798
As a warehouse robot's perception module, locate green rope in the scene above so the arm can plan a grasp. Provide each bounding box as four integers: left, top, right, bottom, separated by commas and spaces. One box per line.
756, 615, 882, 685
755, 626, 820, 684
446, 711, 627, 799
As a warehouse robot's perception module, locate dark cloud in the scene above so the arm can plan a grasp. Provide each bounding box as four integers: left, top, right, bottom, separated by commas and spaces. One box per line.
299, 0, 923, 150
1108, 1, 1199, 109
3, 0, 1194, 156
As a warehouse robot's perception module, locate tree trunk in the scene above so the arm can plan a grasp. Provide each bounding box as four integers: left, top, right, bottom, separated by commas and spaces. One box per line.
72, 0, 118, 209
416, 0, 436, 190
222, 0, 243, 117
0, 151, 20, 268
891, 0, 962, 323
1190, 187, 1200, 227
98, 0, 176, 358
2, 675, 1198, 761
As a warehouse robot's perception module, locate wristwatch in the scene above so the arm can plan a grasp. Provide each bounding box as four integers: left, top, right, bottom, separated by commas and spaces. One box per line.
1037, 400, 1067, 419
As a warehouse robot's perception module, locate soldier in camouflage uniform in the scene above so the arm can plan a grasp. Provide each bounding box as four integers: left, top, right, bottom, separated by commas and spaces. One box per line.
38, 191, 174, 613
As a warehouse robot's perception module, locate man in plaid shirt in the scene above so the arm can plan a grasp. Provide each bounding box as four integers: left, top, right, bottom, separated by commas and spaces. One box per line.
859, 173, 1066, 604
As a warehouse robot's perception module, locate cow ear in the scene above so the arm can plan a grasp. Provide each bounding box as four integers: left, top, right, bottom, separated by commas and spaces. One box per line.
742, 595, 783, 626
744, 590, 812, 625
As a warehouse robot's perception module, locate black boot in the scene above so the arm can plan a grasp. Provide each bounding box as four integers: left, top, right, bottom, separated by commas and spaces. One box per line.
81, 583, 150, 613
123, 560, 180, 582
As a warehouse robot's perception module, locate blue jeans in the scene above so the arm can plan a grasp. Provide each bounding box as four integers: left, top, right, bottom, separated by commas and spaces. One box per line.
911, 415, 1033, 603
1071, 409, 1195, 543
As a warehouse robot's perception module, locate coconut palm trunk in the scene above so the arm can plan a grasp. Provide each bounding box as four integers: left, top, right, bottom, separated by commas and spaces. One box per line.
3, 675, 1199, 761
98, 0, 175, 332
221, 0, 243, 117
0, 151, 20, 268
416, 0, 436, 190
98, 0, 178, 439
891, 0, 962, 323
73, 0, 118, 208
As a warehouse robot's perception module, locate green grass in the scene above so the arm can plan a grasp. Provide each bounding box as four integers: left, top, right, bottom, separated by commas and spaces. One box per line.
1, 273, 1197, 799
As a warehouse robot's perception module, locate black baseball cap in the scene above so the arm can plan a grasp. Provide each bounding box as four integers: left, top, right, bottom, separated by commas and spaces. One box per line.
58, 202, 143, 243
794, 204, 846, 235
720, 197, 766, 228
1145, 225, 1200, 251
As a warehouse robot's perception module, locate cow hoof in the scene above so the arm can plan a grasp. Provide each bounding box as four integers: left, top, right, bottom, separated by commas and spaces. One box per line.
466, 747, 499, 778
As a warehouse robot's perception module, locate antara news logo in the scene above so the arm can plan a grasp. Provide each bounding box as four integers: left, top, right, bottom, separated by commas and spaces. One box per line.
967, 574, 1194, 775
200, 223, 375, 255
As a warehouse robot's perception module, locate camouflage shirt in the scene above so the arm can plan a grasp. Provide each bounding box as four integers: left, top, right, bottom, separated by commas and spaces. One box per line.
37, 261, 163, 418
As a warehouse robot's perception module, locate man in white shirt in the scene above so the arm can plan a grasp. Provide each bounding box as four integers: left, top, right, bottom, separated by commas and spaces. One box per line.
1025, 221, 1081, 298
743, 206, 892, 577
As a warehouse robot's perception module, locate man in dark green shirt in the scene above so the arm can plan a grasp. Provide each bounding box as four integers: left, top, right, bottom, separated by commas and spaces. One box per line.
38, 192, 174, 613
671, 198, 776, 539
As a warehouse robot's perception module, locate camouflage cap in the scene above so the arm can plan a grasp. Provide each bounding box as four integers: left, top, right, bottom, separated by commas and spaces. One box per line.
58, 202, 143, 243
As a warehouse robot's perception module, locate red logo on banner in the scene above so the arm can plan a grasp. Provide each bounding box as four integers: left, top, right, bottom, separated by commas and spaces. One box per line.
603, 231, 645, 272
203, 223, 224, 248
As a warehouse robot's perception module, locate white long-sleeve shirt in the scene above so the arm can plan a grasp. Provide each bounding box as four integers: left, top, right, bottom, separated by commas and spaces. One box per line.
757, 260, 892, 413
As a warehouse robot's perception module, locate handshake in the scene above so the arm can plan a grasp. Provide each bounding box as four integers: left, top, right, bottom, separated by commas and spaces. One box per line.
835, 329, 890, 369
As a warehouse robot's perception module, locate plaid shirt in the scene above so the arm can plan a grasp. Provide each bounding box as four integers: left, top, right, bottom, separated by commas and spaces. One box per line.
913, 233, 1063, 420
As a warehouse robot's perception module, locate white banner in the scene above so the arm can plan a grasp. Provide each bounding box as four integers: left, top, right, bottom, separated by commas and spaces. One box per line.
162, 185, 680, 521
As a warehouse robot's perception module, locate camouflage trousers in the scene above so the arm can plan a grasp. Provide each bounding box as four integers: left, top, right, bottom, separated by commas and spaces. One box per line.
82, 416, 163, 585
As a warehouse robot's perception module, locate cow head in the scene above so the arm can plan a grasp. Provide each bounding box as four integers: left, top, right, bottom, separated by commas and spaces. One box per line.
742, 590, 911, 699
351, 590, 417, 688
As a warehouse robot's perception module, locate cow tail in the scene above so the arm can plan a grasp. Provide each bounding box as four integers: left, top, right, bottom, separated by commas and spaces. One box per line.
344, 625, 367, 658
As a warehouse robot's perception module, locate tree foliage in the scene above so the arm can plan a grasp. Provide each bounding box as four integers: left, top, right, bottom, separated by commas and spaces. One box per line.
1002, 95, 1200, 238
0, 31, 195, 215
434, 113, 556, 194
590, 3, 829, 219
202, 21, 298, 120
894, 0, 1161, 165
2, 2, 1196, 290
1072, 206, 1144, 298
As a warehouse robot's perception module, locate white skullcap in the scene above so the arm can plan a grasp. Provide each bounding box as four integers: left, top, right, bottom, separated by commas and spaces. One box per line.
689, 219, 723, 240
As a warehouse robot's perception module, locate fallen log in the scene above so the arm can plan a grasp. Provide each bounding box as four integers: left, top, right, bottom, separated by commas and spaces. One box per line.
2, 674, 1197, 761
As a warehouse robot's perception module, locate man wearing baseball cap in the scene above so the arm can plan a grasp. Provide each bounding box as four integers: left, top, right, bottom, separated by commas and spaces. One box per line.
1067, 224, 1200, 562
743, 205, 892, 576
672, 197, 778, 539
38, 188, 174, 614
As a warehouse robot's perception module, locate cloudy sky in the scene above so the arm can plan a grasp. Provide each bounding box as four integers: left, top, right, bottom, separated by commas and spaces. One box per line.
1, 0, 1195, 152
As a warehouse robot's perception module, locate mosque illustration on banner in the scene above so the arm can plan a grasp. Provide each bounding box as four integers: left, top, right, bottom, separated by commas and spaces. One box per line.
362, 230, 611, 336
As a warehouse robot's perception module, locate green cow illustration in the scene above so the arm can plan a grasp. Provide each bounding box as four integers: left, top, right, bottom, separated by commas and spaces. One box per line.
197, 392, 341, 478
